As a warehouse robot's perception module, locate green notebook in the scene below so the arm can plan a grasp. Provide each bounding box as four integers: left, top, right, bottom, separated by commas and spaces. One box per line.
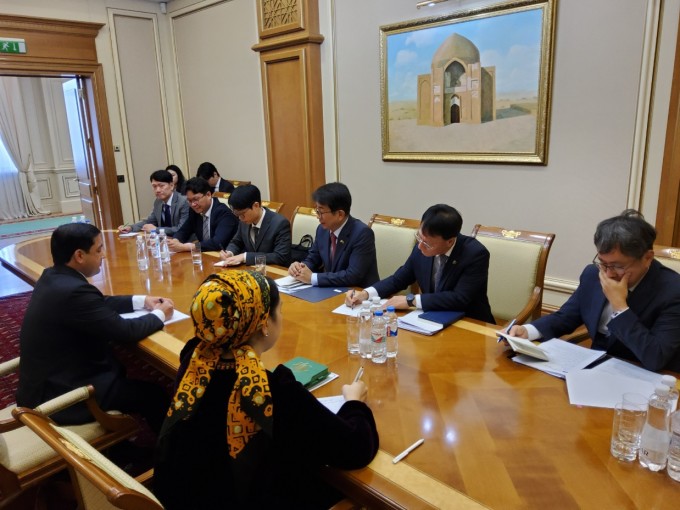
283, 356, 329, 388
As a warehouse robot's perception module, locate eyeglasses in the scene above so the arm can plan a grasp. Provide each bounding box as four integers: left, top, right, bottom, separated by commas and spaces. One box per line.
414, 232, 434, 250
592, 254, 635, 275
315, 208, 333, 217
187, 194, 205, 205
230, 208, 250, 219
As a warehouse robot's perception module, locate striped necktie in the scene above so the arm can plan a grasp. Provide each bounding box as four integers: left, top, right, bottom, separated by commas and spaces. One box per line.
330, 232, 337, 264
162, 203, 171, 227
250, 225, 259, 246
202, 215, 210, 240
433, 254, 448, 291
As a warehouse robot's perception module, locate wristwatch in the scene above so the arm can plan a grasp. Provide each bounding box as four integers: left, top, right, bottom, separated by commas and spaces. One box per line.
406, 293, 415, 307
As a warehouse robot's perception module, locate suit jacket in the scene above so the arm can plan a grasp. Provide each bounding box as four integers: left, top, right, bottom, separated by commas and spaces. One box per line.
531, 260, 680, 372
174, 198, 238, 251
225, 208, 292, 266
372, 234, 494, 323
16, 265, 164, 421
217, 178, 235, 193
303, 216, 379, 288
131, 191, 189, 236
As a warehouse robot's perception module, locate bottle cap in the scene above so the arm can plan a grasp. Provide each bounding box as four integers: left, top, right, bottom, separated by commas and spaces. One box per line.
661, 375, 677, 387
372, 297, 380, 303
374, 310, 383, 316
362, 300, 371, 306
386, 306, 396, 312
159, 228, 166, 234
654, 385, 670, 396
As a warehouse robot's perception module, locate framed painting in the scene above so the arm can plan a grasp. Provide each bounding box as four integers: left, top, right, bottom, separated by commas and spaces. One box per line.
380, 0, 556, 164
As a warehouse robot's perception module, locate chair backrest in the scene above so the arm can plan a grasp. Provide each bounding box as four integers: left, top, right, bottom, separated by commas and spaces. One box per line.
12, 407, 163, 510
291, 206, 318, 244
261, 200, 284, 213
213, 191, 230, 206
229, 180, 251, 188
654, 244, 680, 273
368, 213, 419, 281
470, 225, 555, 324
0, 379, 138, 502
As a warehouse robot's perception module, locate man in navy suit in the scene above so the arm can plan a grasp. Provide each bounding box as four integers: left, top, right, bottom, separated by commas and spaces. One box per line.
219, 184, 292, 266
167, 177, 238, 252
117, 170, 189, 236
346, 204, 494, 323
196, 161, 235, 193
288, 182, 379, 288
17, 223, 174, 431
510, 210, 680, 372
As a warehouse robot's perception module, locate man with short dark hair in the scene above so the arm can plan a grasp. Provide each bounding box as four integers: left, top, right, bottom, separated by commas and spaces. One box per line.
17, 223, 174, 432
219, 184, 292, 266
288, 182, 379, 288
346, 204, 494, 323
196, 161, 234, 193
117, 170, 189, 236
510, 209, 680, 372
167, 177, 238, 252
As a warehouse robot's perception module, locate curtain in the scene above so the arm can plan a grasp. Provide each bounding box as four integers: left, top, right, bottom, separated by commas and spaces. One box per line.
0, 139, 26, 220
0, 77, 48, 218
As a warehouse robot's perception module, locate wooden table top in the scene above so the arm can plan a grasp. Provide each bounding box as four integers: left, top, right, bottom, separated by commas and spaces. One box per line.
2, 231, 679, 509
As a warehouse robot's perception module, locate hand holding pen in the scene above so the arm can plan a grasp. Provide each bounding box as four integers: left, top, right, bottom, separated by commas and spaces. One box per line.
343, 366, 367, 402
497, 318, 517, 343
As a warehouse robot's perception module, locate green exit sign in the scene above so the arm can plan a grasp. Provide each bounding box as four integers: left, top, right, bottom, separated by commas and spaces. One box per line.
0, 38, 27, 54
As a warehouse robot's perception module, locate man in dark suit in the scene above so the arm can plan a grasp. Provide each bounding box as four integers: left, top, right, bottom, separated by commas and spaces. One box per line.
117, 169, 189, 236
167, 177, 238, 252
196, 161, 235, 193
16, 223, 174, 432
510, 210, 680, 372
346, 204, 494, 323
288, 182, 379, 288
219, 184, 292, 266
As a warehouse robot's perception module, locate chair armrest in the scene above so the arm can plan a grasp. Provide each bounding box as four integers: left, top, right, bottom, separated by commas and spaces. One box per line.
510, 286, 542, 326
0, 357, 20, 377
35, 386, 92, 416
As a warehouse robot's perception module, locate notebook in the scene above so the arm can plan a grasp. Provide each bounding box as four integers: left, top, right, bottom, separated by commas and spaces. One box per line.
283, 357, 330, 388
496, 332, 549, 361
418, 311, 465, 328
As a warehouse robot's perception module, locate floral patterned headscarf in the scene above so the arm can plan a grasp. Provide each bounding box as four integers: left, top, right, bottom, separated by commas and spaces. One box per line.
161, 270, 273, 459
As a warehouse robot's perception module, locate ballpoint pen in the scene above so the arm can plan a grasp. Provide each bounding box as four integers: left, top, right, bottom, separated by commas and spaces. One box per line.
350, 289, 355, 309
497, 318, 517, 343
392, 438, 425, 464
353, 366, 364, 383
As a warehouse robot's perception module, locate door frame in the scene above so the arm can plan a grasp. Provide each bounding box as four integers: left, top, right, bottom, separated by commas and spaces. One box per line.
0, 14, 122, 229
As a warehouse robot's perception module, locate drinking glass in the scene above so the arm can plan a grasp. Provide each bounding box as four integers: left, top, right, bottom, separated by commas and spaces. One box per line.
254, 254, 266, 275
346, 315, 360, 354
191, 242, 202, 265
611, 401, 647, 461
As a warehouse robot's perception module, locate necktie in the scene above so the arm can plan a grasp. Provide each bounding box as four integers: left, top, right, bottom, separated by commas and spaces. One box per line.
433, 254, 447, 291
250, 226, 259, 246
330, 232, 337, 264
202, 215, 211, 240
162, 203, 171, 227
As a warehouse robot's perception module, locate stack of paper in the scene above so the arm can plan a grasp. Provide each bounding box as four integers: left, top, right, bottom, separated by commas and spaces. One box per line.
510, 339, 605, 378
275, 275, 312, 294
397, 310, 443, 335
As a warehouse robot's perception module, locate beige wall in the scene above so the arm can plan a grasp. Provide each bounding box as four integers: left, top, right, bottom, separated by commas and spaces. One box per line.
2, 0, 679, 308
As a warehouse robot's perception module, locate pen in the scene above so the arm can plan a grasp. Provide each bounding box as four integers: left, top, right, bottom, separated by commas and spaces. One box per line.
353, 366, 364, 383
350, 290, 356, 309
497, 318, 517, 343
392, 438, 424, 464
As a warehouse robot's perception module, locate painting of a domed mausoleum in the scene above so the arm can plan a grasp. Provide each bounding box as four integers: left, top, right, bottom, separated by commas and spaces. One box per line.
380, 1, 555, 164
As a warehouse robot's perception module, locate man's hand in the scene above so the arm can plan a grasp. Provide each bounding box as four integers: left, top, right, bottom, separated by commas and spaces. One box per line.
167, 238, 191, 252
144, 296, 175, 310
599, 270, 629, 312
508, 325, 529, 339
289, 262, 312, 284
384, 295, 409, 310
345, 289, 368, 307
155, 300, 175, 321
141, 224, 156, 233
222, 254, 245, 266
118, 225, 132, 233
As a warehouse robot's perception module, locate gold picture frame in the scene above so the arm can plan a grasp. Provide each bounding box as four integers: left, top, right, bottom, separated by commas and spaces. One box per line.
380, 0, 556, 164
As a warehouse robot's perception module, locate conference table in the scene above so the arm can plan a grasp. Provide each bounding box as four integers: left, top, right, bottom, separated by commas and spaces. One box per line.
2, 231, 679, 509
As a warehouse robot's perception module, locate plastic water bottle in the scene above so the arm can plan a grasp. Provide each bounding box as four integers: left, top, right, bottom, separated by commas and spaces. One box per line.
136, 234, 149, 271
668, 411, 680, 481
158, 228, 171, 263
71, 216, 77, 223
385, 305, 398, 358
370, 297, 381, 315
79, 215, 86, 223
661, 375, 679, 412
639, 385, 672, 471
358, 301, 372, 359
371, 310, 387, 364
148, 229, 160, 259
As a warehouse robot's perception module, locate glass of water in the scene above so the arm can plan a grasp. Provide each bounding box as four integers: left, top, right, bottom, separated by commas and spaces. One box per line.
611, 401, 647, 461
254, 254, 266, 275
346, 315, 360, 354
191, 242, 202, 265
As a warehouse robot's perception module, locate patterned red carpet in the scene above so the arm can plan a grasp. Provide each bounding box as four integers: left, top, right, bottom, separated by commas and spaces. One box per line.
0, 291, 175, 409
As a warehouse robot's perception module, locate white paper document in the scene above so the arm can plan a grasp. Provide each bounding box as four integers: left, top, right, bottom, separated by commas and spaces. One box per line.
274, 275, 312, 294
120, 309, 190, 325
118, 231, 138, 238
497, 332, 549, 361
318, 395, 345, 414
511, 339, 605, 379
397, 310, 442, 335
565, 369, 656, 409
332, 299, 388, 317
589, 357, 664, 386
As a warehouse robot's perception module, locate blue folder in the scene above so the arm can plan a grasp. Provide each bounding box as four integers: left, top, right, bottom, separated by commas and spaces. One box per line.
418, 310, 465, 328
288, 286, 348, 303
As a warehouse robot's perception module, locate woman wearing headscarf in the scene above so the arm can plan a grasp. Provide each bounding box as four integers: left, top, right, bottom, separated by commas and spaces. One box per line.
154, 270, 378, 509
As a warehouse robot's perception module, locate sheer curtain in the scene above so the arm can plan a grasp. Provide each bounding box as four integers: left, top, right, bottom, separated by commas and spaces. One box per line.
0, 77, 48, 220
0, 138, 26, 220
